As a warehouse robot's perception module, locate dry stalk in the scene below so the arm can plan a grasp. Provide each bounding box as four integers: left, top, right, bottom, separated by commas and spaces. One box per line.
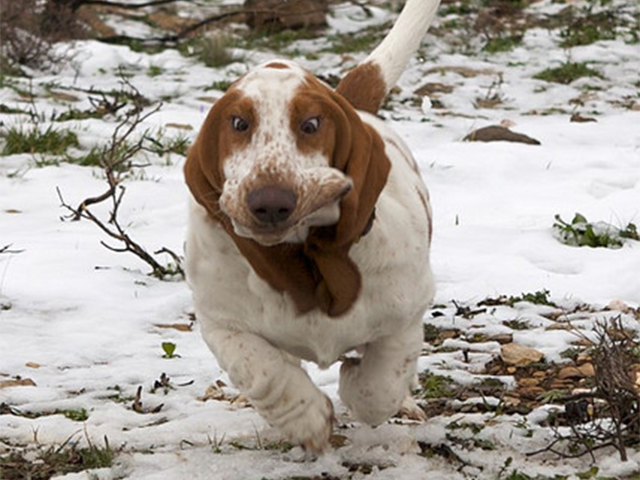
528, 316, 640, 461
57, 78, 183, 279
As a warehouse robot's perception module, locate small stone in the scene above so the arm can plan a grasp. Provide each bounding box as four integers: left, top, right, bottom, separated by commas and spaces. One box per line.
550, 380, 571, 390
488, 333, 513, 344
578, 363, 595, 377
503, 395, 520, 406
464, 125, 541, 145
570, 113, 597, 123
558, 363, 595, 380
518, 378, 539, 388
572, 338, 593, 347
607, 299, 631, 313
501, 343, 544, 366
518, 386, 545, 399
545, 322, 574, 331
330, 434, 349, 448
438, 329, 460, 340
557, 366, 582, 379
414, 82, 455, 96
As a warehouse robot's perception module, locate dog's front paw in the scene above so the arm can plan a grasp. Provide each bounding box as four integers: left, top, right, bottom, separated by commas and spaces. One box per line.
397, 395, 427, 421
339, 358, 405, 426
267, 389, 334, 454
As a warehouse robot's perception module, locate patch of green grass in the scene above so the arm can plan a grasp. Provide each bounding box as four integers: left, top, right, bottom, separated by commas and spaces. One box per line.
483, 35, 523, 53
65, 146, 103, 167
559, 347, 581, 361
417, 372, 456, 399
11, 407, 89, 422
446, 419, 485, 434
324, 23, 389, 54
534, 62, 603, 84
0, 437, 114, 479
501, 471, 569, 480
553, 213, 639, 248
423, 323, 442, 342
1, 124, 79, 156
52, 108, 104, 122
503, 319, 532, 330
0, 104, 28, 114
60, 408, 89, 422
560, 19, 617, 47
147, 65, 164, 77
146, 133, 190, 158
509, 289, 556, 307
236, 28, 319, 53
184, 34, 237, 68
441, 1, 476, 16
481, 0, 529, 9
205, 79, 233, 92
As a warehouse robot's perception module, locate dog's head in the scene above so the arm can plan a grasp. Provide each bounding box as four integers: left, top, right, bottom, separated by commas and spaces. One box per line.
185, 60, 388, 248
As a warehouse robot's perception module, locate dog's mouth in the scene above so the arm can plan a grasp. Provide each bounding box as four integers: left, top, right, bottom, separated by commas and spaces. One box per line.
222, 169, 353, 246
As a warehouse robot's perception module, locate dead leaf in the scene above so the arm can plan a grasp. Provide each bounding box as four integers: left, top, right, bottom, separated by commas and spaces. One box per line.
329, 434, 350, 448
570, 113, 597, 123
414, 82, 454, 96
487, 333, 513, 344
49, 91, 81, 102
154, 323, 193, 332
0, 378, 36, 388
425, 66, 499, 78
165, 123, 193, 131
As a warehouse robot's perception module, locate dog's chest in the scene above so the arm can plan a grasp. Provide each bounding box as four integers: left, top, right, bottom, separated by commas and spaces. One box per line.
187, 209, 418, 367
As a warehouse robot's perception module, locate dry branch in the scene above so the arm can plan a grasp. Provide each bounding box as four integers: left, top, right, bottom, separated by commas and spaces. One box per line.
527, 316, 640, 461
57, 78, 183, 279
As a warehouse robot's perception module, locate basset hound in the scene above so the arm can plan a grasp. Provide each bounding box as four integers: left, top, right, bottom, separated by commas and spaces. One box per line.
184, 0, 440, 453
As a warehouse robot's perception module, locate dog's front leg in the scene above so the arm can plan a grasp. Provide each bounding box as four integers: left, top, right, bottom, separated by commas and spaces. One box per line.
338, 322, 422, 426
201, 327, 334, 452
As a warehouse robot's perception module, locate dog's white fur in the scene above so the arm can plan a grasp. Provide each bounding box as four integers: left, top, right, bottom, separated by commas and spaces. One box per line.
185, 0, 440, 452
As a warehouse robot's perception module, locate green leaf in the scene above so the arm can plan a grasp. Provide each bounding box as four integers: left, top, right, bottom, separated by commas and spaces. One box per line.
576, 466, 598, 479
161, 342, 179, 358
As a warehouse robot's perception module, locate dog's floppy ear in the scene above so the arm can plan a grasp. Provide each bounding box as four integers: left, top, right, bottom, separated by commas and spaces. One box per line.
184, 90, 243, 219
303, 80, 391, 316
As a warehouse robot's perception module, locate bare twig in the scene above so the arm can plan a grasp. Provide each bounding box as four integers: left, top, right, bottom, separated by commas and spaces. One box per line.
80, 0, 184, 9
528, 317, 640, 461
57, 77, 183, 279
57, 186, 176, 278
1, 244, 23, 254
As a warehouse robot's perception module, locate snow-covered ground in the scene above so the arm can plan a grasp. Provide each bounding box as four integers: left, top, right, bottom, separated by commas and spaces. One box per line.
1, 1, 639, 478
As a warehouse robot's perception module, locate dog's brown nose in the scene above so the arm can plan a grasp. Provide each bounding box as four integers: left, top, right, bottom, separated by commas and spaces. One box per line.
247, 186, 297, 224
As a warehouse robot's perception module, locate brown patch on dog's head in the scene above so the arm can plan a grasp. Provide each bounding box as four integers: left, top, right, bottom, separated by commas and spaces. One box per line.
264, 61, 292, 70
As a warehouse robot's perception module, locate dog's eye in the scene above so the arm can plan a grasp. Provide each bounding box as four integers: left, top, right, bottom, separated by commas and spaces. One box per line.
300, 117, 321, 135
231, 116, 249, 132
